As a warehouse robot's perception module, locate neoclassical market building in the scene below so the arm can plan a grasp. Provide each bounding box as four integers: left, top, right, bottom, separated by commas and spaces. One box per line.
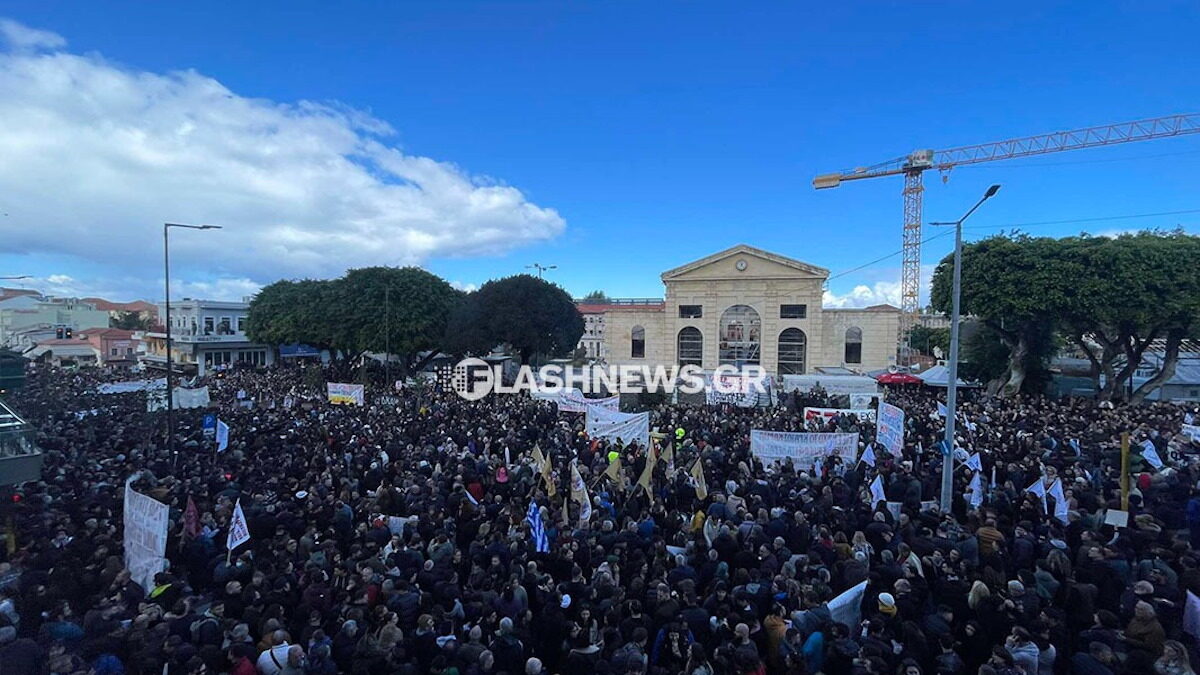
579, 245, 901, 375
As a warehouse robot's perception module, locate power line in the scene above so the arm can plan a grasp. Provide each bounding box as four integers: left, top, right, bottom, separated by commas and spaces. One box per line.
825, 207, 1200, 282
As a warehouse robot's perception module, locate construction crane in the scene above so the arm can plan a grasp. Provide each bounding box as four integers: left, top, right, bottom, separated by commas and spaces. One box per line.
813, 113, 1200, 363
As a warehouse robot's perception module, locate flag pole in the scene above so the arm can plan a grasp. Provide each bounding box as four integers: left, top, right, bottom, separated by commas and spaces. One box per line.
1120, 432, 1130, 511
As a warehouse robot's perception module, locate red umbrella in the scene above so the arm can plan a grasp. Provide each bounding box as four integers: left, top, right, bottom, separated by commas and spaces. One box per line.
876, 371, 922, 385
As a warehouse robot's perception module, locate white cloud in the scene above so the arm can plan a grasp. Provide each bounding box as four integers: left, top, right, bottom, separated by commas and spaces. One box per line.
15, 273, 260, 303
823, 281, 901, 308
0, 19, 565, 290
0, 19, 66, 51
450, 280, 479, 293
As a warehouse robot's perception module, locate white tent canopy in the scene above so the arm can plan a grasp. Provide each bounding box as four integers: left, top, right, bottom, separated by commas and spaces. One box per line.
779, 374, 880, 395
917, 364, 978, 388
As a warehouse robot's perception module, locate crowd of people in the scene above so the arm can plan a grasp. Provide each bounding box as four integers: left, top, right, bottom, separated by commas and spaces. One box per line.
0, 360, 1198, 675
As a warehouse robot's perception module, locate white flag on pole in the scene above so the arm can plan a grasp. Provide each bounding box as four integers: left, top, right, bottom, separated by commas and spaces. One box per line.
869, 475, 886, 506
227, 499, 251, 552
1140, 439, 1164, 469
967, 472, 984, 508
1048, 478, 1069, 524
1026, 478, 1048, 513
216, 420, 230, 453
937, 401, 948, 417
860, 445, 876, 468
965, 452, 982, 472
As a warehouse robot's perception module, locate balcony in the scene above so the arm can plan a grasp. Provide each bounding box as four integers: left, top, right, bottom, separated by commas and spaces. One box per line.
0, 398, 42, 486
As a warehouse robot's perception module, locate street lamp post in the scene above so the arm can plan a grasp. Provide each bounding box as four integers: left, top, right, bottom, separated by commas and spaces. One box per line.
931, 184, 1000, 512
526, 263, 557, 279
163, 223, 221, 469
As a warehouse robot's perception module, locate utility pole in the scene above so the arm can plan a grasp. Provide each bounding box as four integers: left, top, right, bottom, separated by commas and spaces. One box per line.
385, 285, 391, 387
163, 223, 221, 471
526, 263, 557, 279
931, 185, 1000, 512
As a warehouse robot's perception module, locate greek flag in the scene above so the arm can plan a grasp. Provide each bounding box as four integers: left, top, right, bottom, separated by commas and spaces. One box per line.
526, 501, 549, 553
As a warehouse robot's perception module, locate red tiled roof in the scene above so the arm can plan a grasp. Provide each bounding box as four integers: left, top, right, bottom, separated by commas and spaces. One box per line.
0, 288, 40, 300
81, 298, 157, 312
78, 328, 135, 338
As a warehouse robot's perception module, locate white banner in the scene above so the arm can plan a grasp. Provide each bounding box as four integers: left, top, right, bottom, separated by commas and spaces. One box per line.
586, 407, 650, 449
99, 379, 165, 394
749, 430, 859, 466
123, 482, 170, 595
803, 407, 876, 424
216, 420, 230, 453
1181, 424, 1200, 442
828, 580, 868, 630
876, 402, 905, 455
535, 388, 620, 414
327, 382, 365, 406
849, 393, 881, 409
705, 372, 760, 407
227, 499, 251, 551
146, 386, 211, 412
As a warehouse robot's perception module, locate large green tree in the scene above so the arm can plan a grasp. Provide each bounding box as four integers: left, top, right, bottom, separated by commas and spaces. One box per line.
907, 325, 950, 357
1059, 231, 1200, 402
246, 267, 462, 373
931, 235, 1077, 396
444, 274, 584, 364
932, 231, 1200, 401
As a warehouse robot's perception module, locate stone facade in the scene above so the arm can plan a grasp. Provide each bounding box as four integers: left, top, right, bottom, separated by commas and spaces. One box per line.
598, 245, 900, 375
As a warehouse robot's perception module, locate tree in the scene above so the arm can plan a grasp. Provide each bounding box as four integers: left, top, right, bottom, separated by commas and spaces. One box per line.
444, 274, 584, 364
110, 311, 153, 331
329, 267, 463, 371
931, 235, 1075, 396
246, 267, 463, 373
582, 290, 610, 303
1059, 231, 1200, 403
908, 325, 950, 357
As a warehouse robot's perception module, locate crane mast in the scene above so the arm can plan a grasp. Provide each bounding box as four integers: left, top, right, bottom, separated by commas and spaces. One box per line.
813, 113, 1200, 365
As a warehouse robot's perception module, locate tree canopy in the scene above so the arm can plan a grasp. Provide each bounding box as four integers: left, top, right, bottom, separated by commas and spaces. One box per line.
246, 267, 462, 372
931, 230, 1200, 400
444, 274, 584, 364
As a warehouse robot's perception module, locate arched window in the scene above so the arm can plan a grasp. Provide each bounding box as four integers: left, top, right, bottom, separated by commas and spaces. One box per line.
677, 327, 703, 367
719, 305, 761, 366
631, 325, 645, 359
778, 328, 807, 374
844, 326, 863, 364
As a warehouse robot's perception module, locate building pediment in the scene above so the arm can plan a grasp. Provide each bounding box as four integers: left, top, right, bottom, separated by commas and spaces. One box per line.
660, 244, 829, 283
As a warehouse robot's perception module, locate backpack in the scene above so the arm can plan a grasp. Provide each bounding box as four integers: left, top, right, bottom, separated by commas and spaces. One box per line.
611, 641, 646, 674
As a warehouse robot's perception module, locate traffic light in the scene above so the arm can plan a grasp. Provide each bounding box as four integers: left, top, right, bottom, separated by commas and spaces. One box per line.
55, 327, 64, 339
64, 327, 73, 339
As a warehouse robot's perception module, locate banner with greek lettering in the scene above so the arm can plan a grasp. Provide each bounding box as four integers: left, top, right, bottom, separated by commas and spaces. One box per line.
750, 430, 859, 465
849, 393, 880, 409
326, 382, 365, 406
1182, 424, 1200, 442
876, 402, 905, 454
123, 481, 170, 595
535, 388, 619, 414
99, 379, 165, 394
803, 407, 877, 424
705, 372, 761, 407
586, 407, 650, 449
146, 386, 211, 412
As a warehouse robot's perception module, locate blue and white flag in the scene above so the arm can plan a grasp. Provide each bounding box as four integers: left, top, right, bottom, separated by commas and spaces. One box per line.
526, 501, 549, 553
966, 472, 984, 509
937, 401, 948, 417
1069, 438, 1081, 457
869, 475, 886, 506
965, 452, 982, 472
1140, 439, 1164, 469
859, 445, 876, 468
216, 420, 230, 453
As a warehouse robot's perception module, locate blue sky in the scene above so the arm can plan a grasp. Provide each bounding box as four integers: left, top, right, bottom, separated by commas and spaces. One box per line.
0, 2, 1198, 305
